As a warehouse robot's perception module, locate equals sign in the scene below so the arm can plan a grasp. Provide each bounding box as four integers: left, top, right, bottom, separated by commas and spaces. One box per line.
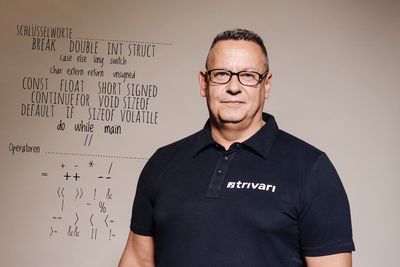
42, 173, 48, 177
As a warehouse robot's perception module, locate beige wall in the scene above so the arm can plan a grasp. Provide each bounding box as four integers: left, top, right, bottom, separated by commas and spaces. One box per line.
0, 0, 399, 266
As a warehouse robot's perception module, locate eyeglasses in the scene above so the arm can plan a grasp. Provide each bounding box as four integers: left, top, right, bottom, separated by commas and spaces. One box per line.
206, 69, 268, 86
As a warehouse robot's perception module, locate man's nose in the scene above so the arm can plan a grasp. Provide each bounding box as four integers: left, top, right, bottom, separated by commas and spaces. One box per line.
226, 74, 242, 94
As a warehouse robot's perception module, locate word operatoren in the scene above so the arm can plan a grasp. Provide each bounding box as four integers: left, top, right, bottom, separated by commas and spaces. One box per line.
9, 142, 40, 155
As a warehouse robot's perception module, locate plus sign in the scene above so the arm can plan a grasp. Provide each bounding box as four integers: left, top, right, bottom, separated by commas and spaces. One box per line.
64, 172, 71, 181
73, 173, 80, 181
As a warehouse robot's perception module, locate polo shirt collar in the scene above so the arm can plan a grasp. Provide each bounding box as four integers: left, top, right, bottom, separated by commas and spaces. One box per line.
242, 113, 279, 159
193, 113, 279, 159
192, 120, 216, 156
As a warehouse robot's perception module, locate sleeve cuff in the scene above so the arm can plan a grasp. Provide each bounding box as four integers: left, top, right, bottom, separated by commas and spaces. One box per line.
302, 242, 355, 256
130, 224, 154, 236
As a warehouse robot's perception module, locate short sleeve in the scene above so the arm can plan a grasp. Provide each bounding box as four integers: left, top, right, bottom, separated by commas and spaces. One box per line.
130, 155, 156, 236
298, 153, 355, 256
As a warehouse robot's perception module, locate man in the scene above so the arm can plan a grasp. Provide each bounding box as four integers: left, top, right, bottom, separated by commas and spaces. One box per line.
119, 29, 355, 267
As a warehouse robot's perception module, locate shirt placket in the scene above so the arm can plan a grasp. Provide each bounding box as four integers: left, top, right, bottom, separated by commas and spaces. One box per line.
206, 143, 241, 198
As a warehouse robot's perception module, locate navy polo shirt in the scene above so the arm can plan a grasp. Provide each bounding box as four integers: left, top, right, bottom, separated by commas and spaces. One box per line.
130, 113, 355, 266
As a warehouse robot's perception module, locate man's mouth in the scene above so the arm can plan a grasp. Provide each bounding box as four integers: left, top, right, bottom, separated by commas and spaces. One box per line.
221, 99, 245, 104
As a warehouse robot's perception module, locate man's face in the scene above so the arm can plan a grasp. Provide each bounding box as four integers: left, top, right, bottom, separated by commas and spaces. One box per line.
199, 40, 272, 128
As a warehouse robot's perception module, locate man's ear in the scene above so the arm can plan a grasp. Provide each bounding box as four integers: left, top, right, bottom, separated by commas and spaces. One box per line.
263, 72, 272, 99
198, 71, 208, 97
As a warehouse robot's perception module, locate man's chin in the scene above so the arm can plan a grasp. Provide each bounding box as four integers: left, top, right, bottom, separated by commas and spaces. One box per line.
219, 115, 245, 124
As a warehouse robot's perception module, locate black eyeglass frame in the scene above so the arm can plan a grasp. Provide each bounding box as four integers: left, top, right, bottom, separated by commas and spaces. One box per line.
206, 69, 269, 86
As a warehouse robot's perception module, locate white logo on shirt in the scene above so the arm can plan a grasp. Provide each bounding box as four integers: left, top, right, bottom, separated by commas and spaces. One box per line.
226, 180, 276, 192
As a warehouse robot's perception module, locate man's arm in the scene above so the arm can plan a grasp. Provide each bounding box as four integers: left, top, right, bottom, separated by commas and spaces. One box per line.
118, 231, 155, 267
305, 252, 352, 267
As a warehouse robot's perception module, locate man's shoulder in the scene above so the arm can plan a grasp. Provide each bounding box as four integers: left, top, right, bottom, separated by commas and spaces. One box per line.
273, 128, 324, 163
275, 128, 320, 151
151, 129, 204, 159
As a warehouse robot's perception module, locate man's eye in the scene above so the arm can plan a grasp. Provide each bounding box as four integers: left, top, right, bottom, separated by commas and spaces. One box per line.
240, 72, 257, 79
214, 71, 229, 77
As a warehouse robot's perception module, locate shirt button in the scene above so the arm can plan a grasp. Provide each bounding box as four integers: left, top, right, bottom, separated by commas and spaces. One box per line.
217, 169, 223, 175
224, 156, 229, 161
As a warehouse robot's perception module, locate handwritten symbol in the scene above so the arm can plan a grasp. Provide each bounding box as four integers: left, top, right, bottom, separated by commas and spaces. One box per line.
108, 162, 113, 174
57, 187, 65, 198
73, 173, 80, 181
67, 225, 80, 237
61, 163, 65, 168
49, 227, 58, 236
105, 215, 109, 228
106, 188, 112, 200
42, 173, 48, 177
91, 228, 97, 240
74, 212, 79, 225
84, 134, 93, 146
90, 214, 94, 227
57, 187, 65, 211
99, 201, 106, 213
75, 188, 83, 200
64, 172, 71, 181
89, 161, 94, 167
109, 229, 115, 240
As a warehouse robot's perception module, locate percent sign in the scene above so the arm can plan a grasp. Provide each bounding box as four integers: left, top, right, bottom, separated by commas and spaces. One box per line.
99, 201, 107, 213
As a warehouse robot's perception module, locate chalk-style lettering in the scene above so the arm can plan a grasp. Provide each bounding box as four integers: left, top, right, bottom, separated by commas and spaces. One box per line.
69, 40, 98, 54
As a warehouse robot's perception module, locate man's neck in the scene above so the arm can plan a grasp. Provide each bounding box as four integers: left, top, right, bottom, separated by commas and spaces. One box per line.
210, 118, 265, 150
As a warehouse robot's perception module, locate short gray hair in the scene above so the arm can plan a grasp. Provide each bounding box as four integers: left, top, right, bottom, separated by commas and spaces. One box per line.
206, 29, 269, 71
